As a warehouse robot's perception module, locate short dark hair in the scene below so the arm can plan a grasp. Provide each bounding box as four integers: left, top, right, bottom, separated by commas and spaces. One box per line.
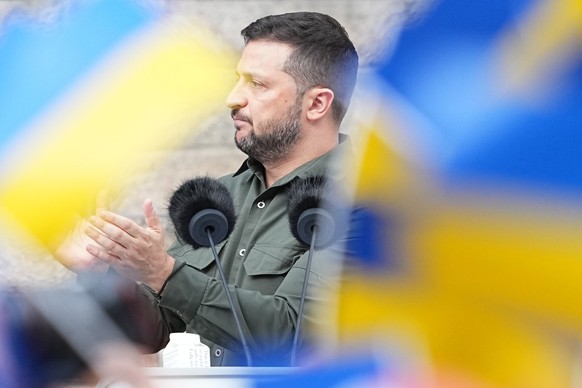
241, 12, 359, 124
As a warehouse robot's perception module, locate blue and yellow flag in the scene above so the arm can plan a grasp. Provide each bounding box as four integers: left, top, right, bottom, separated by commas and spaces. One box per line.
335, 0, 582, 386
0, 0, 235, 249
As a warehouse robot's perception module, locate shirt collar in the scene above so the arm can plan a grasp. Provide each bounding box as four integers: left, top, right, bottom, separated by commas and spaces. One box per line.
232, 133, 352, 186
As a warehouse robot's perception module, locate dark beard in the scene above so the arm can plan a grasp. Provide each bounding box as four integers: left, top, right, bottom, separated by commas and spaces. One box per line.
234, 102, 302, 165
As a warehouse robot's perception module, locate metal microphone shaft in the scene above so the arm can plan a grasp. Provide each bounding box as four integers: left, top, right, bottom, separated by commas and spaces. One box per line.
206, 229, 252, 367
290, 225, 317, 367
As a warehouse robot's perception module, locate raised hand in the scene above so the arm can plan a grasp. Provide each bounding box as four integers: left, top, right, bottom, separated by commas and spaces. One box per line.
84, 199, 175, 292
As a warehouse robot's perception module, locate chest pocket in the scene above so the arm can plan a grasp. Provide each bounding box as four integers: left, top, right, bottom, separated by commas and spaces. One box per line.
243, 243, 306, 276
169, 241, 227, 272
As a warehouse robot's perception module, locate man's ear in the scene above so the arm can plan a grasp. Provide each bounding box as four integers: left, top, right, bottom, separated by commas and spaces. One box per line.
305, 87, 334, 121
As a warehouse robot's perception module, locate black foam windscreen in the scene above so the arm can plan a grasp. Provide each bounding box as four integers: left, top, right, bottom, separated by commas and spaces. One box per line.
287, 175, 338, 249
168, 177, 236, 248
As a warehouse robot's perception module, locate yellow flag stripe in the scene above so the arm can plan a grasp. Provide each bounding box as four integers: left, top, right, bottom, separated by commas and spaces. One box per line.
0, 20, 236, 247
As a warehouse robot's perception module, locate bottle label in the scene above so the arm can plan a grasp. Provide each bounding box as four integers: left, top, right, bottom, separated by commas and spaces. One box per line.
163, 333, 211, 368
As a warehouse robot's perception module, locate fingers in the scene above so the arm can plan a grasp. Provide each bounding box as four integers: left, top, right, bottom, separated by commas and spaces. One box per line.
85, 223, 126, 260
95, 210, 141, 239
89, 215, 130, 244
86, 243, 120, 265
90, 198, 162, 241
143, 199, 163, 232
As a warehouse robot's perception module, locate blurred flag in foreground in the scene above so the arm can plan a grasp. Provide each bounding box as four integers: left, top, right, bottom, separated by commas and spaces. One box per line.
0, 0, 235, 250
332, 0, 582, 386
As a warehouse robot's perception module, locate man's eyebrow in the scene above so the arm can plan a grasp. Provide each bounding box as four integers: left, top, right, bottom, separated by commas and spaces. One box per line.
235, 70, 269, 81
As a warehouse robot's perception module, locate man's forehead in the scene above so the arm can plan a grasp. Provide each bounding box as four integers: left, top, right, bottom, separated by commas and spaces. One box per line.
235, 40, 294, 75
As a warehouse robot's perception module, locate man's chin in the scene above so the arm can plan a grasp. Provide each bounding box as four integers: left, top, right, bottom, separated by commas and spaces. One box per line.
234, 135, 251, 154
235, 128, 253, 143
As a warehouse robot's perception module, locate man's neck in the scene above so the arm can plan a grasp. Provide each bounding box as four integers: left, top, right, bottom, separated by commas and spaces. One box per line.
263, 159, 301, 188
262, 134, 339, 188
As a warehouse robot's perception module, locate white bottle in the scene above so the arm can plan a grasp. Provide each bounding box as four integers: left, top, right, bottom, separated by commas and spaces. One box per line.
162, 332, 211, 368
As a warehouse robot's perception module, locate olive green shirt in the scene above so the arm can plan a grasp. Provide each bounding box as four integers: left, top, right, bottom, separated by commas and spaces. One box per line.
152, 135, 350, 366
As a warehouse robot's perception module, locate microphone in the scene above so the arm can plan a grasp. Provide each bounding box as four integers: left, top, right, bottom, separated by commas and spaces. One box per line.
287, 175, 341, 366
168, 176, 235, 248
168, 176, 252, 366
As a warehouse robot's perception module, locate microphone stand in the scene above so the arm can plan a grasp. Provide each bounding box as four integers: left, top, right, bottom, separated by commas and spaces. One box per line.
290, 225, 317, 367
207, 229, 253, 367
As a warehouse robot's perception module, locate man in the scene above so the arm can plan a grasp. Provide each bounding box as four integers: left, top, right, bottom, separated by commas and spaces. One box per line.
58, 11, 358, 366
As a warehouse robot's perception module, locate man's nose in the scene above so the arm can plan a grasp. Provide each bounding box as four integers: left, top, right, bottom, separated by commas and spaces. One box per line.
226, 82, 246, 110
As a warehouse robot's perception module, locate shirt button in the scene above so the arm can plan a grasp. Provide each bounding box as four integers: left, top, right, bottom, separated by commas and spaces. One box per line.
257, 201, 265, 209
214, 349, 222, 357
239, 248, 246, 257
